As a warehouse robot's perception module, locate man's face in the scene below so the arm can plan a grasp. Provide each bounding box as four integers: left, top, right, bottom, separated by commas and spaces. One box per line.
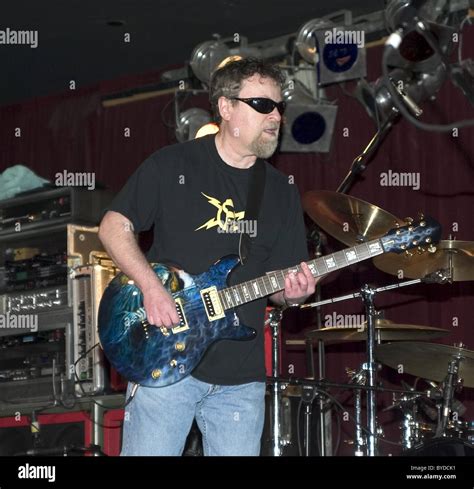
226, 75, 283, 159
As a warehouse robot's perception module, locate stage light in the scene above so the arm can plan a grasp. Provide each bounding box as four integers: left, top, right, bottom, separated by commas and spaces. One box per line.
189, 41, 245, 85
189, 40, 231, 84
280, 80, 337, 153
175, 108, 213, 142
384, 0, 457, 72
296, 18, 367, 85
295, 18, 334, 64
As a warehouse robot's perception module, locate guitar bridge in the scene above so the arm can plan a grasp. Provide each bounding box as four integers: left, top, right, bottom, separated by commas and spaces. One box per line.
171, 298, 189, 334
201, 286, 225, 322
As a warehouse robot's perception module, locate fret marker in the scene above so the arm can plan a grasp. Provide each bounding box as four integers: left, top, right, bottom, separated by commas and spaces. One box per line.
270, 276, 278, 289
325, 257, 336, 269
308, 263, 317, 274
225, 291, 233, 305
345, 250, 357, 261
232, 289, 241, 304
242, 285, 250, 300
252, 282, 260, 296
369, 242, 382, 254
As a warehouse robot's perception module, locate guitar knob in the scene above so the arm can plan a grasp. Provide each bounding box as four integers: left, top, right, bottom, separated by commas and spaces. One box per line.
175, 342, 185, 352
151, 369, 162, 379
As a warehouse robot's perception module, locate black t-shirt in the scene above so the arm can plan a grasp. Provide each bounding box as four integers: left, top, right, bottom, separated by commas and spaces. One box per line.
106, 134, 309, 385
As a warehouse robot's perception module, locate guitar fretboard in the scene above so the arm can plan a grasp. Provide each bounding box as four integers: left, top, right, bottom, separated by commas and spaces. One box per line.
218, 238, 385, 310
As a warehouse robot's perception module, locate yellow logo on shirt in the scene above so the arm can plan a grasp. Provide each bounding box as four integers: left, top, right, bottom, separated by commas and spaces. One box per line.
195, 193, 245, 232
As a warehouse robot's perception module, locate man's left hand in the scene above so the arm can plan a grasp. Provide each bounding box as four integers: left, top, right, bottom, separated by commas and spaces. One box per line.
282, 261, 317, 305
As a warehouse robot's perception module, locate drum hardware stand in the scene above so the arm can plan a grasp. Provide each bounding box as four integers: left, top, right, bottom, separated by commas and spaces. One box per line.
300, 272, 448, 456
268, 307, 290, 456
435, 357, 460, 438
360, 284, 379, 456
307, 226, 330, 456
346, 367, 367, 455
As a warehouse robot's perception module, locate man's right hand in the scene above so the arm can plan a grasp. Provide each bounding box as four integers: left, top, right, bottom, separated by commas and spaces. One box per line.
142, 284, 180, 328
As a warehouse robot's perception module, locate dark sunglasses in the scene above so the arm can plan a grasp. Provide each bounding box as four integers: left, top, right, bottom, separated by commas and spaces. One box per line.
230, 97, 286, 116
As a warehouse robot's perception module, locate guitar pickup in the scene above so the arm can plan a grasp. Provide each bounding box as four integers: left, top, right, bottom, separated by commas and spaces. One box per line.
171, 298, 189, 334
200, 286, 225, 322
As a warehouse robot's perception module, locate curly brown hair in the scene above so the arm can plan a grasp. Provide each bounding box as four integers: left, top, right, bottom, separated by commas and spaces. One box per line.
209, 57, 285, 124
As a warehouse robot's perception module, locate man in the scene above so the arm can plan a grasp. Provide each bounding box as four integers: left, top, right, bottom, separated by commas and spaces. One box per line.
98, 57, 317, 456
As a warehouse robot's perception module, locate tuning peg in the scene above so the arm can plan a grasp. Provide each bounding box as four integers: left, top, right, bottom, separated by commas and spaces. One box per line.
394, 222, 400, 228
425, 237, 432, 243
428, 244, 437, 253
418, 211, 425, 220
417, 246, 424, 254
404, 217, 414, 225
405, 250, 413, 257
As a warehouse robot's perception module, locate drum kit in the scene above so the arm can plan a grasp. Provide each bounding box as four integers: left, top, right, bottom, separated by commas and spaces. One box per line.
266, 190, 474, 457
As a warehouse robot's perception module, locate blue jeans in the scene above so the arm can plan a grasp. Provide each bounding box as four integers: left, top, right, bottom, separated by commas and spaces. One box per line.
120, 376, 266, 456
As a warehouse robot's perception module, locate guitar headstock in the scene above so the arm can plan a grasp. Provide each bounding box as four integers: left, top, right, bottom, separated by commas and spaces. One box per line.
380, 214, 441, 255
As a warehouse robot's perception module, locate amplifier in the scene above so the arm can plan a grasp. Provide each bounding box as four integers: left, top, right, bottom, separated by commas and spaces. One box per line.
0, 187, 113, 236
71, 259, 120, 395
0, 323, 74, 403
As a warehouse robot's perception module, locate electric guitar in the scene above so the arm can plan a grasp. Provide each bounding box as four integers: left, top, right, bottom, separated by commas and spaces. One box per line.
98, 216, 441, 387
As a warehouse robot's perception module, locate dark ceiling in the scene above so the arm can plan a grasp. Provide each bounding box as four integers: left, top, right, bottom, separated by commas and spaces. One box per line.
1, 0, 389, 107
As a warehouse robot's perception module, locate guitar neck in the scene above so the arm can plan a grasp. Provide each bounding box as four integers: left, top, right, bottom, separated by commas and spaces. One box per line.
219, 238, 386, 310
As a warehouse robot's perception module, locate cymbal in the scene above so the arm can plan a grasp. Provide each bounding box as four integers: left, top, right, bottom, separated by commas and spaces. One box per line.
373, 240, 474, 281
376, 342, 474, 388
305, 319, 449, 342
302, 190, 404, 246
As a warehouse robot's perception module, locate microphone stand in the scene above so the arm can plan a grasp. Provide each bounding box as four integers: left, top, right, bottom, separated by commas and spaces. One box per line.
337, 116, 395, 194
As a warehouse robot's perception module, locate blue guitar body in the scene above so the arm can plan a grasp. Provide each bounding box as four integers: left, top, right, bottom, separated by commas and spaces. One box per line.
98, 255, 254, 387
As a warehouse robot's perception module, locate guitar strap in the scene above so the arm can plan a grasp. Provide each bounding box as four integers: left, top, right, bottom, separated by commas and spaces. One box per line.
238, 158, 266, 265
